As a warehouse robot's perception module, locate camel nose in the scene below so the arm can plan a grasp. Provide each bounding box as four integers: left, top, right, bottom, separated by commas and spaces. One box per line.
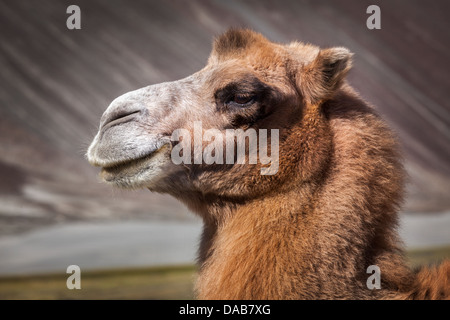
99, 89, 147, 130
101, 109, 142, 130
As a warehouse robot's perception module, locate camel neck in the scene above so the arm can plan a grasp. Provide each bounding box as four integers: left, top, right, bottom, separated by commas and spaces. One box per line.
194, 139, 413, 299
193, 94, 414, 299
196, 178, 412, 299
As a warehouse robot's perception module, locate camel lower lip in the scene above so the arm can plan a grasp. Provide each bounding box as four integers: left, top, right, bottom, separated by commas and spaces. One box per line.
99, 143, 172, 184
100, 152, 157, 179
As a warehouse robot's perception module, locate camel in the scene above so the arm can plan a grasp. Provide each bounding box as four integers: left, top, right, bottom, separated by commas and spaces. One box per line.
87, 29, 449, 299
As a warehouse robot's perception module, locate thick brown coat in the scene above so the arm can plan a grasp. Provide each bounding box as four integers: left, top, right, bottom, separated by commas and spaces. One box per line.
87, 29, 449, 299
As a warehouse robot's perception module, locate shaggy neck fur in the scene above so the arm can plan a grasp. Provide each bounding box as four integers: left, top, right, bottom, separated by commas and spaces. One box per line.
189, 88, 415, 299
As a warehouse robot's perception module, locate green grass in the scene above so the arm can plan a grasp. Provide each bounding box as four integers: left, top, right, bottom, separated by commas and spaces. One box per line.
0, 246, 448, 300
406, 245, 450, 270
0, 264, 196, 300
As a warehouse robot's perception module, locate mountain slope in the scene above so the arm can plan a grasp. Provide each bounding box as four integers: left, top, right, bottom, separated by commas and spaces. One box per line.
0, 0, 449, 234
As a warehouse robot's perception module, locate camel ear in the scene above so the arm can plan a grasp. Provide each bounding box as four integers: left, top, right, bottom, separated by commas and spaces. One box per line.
300, 47, 353, 105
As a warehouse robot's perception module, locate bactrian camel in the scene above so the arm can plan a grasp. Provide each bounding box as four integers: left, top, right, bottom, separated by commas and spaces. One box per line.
87, 29, 449, 299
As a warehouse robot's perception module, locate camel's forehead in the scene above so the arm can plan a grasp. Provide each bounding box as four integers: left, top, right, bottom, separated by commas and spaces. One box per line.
208, 29, 286, 67
203, 36, 287, 90
203, 29, 320, 88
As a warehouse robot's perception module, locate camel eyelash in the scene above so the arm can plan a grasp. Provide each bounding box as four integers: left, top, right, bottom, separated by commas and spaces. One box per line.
227, 93, 256, 107
216, 82, 265, 108
215, 89, 256, 109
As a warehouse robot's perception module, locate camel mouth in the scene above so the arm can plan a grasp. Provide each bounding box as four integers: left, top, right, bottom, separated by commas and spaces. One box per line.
99, 143, 172, 188
100, 152, 156, 174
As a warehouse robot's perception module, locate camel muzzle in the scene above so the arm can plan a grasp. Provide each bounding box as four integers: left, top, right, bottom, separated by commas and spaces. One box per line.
86, 85, 175, 169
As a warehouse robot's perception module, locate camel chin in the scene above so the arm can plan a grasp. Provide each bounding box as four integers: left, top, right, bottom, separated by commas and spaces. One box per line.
98, 143, 173, 189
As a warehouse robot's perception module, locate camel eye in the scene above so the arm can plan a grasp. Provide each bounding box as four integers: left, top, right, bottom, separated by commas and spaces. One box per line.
229, 94, 255, 107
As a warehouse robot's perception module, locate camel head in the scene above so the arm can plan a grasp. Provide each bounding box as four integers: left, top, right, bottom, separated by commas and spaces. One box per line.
87, 29, 352, 214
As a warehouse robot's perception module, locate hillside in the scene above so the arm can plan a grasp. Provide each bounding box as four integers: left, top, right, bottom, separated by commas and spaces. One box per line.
0, 0, 449, 235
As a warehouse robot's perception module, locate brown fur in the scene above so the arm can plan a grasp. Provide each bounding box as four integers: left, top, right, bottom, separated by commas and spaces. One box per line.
88, 29, 449, 299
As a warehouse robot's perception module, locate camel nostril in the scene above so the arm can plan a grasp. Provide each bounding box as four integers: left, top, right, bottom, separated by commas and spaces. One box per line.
102, 110, 141, 129
109, 110, 141, 123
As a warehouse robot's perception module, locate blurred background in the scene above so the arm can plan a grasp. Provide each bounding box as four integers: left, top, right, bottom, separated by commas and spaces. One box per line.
0, 0, 449, 299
